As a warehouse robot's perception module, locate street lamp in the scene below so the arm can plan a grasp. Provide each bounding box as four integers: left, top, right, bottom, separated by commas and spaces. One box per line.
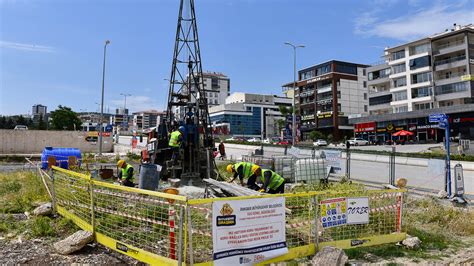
284, 42, 305, 146
99, 39, 111, 156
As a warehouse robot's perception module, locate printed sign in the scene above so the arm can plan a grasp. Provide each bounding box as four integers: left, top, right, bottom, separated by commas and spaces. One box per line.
346, 197, 369, 225
322, 150, 342, 173
429, 113, 447, 123
212, 197, 287, 266
320, 197, 347, 228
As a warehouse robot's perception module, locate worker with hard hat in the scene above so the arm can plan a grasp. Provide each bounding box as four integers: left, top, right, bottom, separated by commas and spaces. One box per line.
254, 168, 285, 194
226, 162, 260, 190
169, 126, 185, 164
117, 160, 135, 187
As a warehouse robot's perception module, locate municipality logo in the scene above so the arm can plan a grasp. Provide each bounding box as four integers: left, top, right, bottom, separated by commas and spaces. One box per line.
217, 203, 236, 226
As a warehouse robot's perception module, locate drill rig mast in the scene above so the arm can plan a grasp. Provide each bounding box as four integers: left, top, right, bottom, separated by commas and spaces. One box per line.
145, 0, 216, 184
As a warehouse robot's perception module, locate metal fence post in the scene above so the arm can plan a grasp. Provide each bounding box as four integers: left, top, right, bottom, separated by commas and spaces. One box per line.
177, 206, 184, 266
345, 147, 351, 179
187, 208, 194, 266
50, 169, 56, 214
390, 146, 396, 186
89, 179, 96, 235
313, 195, 319, 251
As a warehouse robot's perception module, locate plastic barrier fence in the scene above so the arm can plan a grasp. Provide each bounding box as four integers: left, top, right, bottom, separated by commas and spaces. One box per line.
50, 166, 406, 266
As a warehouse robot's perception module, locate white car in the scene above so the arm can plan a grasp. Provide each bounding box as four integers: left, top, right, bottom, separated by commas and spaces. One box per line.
247, 137, 261, 143
14, 125, 28, 130
313, 139, 328, 146
348, 138, 369, 146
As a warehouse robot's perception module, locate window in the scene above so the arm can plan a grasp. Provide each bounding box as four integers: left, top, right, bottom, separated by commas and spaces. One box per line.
412, 72, 432, 84
363, 69, 366, 76
335, 62, 357, 75
364, 105, 368, 112
414, 102, 432, 110
394, 106, 408, 113
412, 86, 433, 98
393, 77, 406, 88
337, 90, 341, 99
301, 69, 316, 80
391, 50, 405, 61
439, 100, 454, 107
393, 91, 407, 101
435, 81, 468, 95
409, 55, 431, 70
363, 81, 367, 88
363, 93, 367, 100
369, 94, 392, 106
368, 68, 391, 80
211, 78, 219, 89
409, 43, 430, 55
392, 63, 406, 74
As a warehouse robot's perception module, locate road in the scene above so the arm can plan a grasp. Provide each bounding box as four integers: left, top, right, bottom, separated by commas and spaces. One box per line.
221, 144, 474, 196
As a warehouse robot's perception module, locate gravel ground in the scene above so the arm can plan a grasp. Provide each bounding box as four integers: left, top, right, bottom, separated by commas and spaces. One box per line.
0, 237, 144, 265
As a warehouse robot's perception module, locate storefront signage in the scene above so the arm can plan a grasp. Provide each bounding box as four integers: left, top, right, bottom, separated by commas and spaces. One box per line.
416, 124, 439, 129
212, 198, 287, 265
354, 122, 376, 133
302, 114, 315, 121
386, 123, 394, 131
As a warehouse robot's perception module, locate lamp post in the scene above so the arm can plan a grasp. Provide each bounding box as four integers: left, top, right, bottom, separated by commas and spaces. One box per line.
284, 42, 304, 146
99, 40, 110, 156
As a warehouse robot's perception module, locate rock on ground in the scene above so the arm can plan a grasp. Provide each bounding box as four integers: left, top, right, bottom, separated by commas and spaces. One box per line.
437, 190, 448, 199
33, 202, 52, 216
54, 230, 94, 255
311, 246, 348, 266
402, 236, 422, 249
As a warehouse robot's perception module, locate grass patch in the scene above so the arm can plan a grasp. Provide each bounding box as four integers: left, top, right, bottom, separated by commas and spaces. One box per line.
30, 216, 55, 237
0, 171, 49, 213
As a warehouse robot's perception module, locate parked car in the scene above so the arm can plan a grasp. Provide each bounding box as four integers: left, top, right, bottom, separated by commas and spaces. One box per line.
262, 138, 271, 144
348, 138, 369, 146
14, 125, 28, 130
276, 140, 289, 145
313, 139, 328, 146
247, 137, 261, 143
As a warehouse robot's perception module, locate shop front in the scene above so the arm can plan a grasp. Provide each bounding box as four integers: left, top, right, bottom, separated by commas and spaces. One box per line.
354, 122, 376, 142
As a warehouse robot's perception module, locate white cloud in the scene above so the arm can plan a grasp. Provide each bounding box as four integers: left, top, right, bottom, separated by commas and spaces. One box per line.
0, 41, 56, 53
110, 95, 163, 112
354, 1, 473, 41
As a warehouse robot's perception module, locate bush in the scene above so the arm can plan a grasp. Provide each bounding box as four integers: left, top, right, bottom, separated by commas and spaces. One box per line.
31, 216, 55, 237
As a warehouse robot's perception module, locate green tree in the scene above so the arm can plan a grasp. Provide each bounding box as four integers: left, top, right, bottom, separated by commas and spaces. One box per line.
50, 105, 81, 130
38, 116, 47, 130
0, 116, 6, 129
309, 130, 325, 141
5, 117, 14, 129
16, 115, 26, 126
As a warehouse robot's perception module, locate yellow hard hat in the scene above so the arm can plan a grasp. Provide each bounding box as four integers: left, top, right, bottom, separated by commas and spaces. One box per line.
251, 165, 260, 174
226, 164, 234, 173
117, 160, 126, 168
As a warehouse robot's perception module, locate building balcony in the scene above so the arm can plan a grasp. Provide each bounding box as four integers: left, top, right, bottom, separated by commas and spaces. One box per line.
434, 56, 467, 71
367, 76, 390, 85
411, 95, 433, 103
317, 86, 332, 94
410, 80, 432, 89
434, 75, 463, 86
369, 102, 391, 110
300, 101, 315, 106
369, 89, 391, 97
433, 40, 466, 56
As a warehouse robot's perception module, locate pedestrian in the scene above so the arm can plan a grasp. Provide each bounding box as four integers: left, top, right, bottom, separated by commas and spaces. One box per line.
169, 126, 185, 164
458, 144, 463, 156
117, 159, 135, 187
226, 162, 260, 190
254, 168, 285, 194
218, 141, 226, 160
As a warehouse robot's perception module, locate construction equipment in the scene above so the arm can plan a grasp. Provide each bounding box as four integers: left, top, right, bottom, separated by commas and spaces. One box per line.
142, 0, 216, 185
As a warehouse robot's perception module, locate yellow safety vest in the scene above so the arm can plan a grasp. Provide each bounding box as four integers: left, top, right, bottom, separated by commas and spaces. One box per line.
169, 131, 181, 147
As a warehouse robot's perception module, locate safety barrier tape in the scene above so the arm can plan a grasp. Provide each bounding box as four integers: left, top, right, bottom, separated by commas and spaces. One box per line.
286, 220, 313, 229
369, 204, 399, 213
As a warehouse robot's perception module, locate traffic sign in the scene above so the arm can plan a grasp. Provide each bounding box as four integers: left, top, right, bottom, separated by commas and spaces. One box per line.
438, 121, 448, 129
429, 113, 447, 123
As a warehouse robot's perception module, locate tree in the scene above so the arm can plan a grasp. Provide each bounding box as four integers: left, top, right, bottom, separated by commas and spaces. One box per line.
38, 115, 47, 130
5, 118, 14, 129
309, 130, 325, 141
50, 105, 81, 130
16, 115, 26, 126
278, 105, 294, 116
0, 116, 6, 129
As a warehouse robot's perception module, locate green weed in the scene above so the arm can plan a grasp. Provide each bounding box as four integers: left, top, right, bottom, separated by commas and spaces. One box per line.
30, 216, 55, 237
0, 171, 49, 213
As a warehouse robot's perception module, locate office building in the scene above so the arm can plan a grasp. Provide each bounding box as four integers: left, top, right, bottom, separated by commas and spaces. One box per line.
353, 23, 474, 141
133, 110, 166, 131
282, 60, 369, 141
209, 93, 292, 138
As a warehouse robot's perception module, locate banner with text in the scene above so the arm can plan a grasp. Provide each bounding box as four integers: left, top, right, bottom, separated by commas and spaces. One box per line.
322, 150, 342, 173
212, 197, 288, 265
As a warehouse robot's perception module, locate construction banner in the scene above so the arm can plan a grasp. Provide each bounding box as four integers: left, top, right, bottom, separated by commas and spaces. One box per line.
212, 197, 287, 266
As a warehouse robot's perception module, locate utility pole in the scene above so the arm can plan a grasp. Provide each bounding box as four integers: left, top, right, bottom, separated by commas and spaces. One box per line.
99, 40, 110, 156
284, 42, 304, 146
120, 93, 132, 130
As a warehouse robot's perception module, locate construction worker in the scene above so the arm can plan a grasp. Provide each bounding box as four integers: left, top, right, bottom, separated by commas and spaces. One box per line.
254, 168, 285, 194
169, 126, 184, 164
117, 160, 135, 187
226, 162, 260, 190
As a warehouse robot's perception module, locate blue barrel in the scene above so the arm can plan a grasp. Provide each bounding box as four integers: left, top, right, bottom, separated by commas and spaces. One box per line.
41, 147, 82, 169
138, 164, 161, 191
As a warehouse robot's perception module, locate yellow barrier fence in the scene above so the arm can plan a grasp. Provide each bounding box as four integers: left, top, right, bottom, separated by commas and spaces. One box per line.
50, 166, 406, 265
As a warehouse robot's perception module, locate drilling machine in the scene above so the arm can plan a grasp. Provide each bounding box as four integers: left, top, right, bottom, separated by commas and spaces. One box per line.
142, 0, 216, 185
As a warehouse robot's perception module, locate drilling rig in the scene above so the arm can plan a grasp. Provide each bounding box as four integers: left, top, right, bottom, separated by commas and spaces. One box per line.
142, 0, 216, 185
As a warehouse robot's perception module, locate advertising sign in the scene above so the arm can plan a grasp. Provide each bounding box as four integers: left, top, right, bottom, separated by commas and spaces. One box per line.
212, 197, 287, 265
346, 197, 369, 225
429, 113, 447, 123
320, 197, 347, 228
321, 150, 342, 173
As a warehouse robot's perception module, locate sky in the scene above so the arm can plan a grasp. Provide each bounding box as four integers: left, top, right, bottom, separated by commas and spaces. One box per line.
0, 0, 472, 115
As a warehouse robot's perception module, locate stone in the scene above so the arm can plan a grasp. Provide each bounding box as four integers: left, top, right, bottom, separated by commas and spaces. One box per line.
32, 202, 52, 216
437, 190, 448, 199
402, 236, 421, 249
168, 178, 181, 188
311, 246, 348, 266
53, 230, 94, 255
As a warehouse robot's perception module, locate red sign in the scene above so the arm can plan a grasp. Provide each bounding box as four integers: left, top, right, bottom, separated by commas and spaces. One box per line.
354, 122, 376, 133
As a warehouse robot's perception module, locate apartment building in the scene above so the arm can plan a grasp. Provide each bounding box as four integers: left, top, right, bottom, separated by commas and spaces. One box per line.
132, 110, 166, 131
209, 93, 292, 138
282, 60, 369, 141
353, 24, 474, 141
